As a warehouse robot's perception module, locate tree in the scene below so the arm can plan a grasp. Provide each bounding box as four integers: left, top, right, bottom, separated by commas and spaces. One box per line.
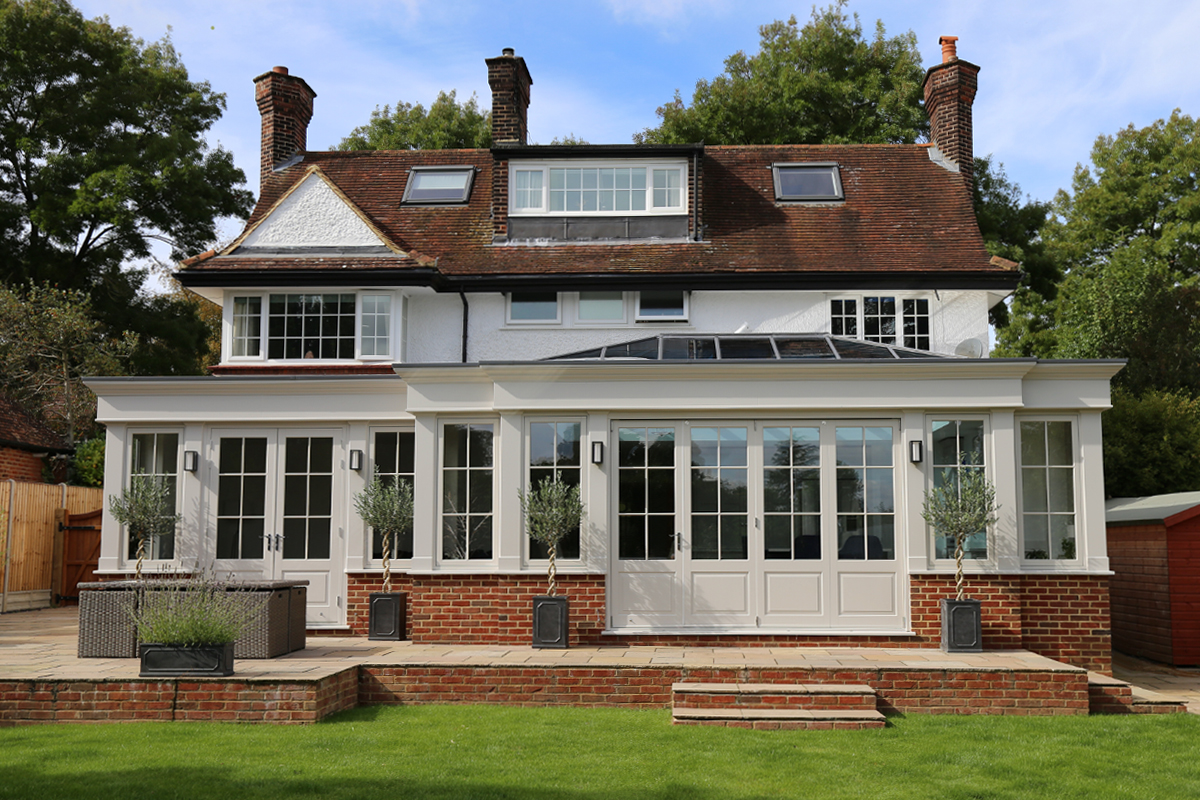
0, 282, 136, 446
0, 0, 253, 373
921, 463, 998, 601
336, 90, 491, 150
634, 2, 926, 146
109, 475, 179, 580
1103, 389, 1200, 498
353, 477, 414, 594
518, 478, 584, 597
972, 156, 1058, 340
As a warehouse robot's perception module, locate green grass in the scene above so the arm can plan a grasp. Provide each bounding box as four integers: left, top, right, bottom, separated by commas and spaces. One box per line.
2, 706, 1198, 799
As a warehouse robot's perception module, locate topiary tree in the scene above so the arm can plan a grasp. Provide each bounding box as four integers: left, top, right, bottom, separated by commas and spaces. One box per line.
353, 477, 414, 594
921, 463, 998, 601
518, 478, 584, 597
109, 476, 180, 580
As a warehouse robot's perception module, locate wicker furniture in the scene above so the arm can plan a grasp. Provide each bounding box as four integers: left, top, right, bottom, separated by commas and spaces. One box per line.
77, 580, 308, 659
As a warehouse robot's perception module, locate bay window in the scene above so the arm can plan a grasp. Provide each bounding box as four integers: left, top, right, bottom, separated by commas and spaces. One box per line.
227, 291, 396, 361
829, 295, 931, 351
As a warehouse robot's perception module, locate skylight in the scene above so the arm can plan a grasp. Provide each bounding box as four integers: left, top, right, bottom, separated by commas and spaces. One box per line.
402, 166, 476, 204
549, 334, 943, 362
771, 163, 843, 201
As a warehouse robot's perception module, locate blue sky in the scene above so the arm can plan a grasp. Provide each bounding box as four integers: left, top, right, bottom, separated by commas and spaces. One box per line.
74, 0, 1200, 246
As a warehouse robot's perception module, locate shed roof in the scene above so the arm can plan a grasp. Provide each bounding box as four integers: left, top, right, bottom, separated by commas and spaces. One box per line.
1106, 491, 1200, 526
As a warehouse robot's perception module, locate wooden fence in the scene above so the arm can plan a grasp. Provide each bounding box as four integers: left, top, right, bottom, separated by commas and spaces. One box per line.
0, 481, 103, 612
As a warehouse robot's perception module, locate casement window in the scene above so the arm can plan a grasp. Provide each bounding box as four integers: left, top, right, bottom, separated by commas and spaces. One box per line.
829, 296, 931, 351
771, 163, 843, 201
125, 432, 179, 561
401, 166, 475, 204
929, 419, 988, 560
509, 162, 687, 215
636, 290, 688, 322
763, 427, 821, 560
227, 292, 395, 361
1019, 420, 1078, 561
835, 426, 895, 560
370, 430, 415, 562
508, 291, 560, 323
441, 422, 495, 561
690, 426, 749, 561
527, 421, 582, 560
215, 437, 268, 560
577, 291, 625, 323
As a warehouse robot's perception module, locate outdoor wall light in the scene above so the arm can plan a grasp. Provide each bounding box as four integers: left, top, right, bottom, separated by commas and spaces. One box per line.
591, 441, 604, 465
909, 441, 923, 464
349, 449, 364, 471
183, 450, 199, 473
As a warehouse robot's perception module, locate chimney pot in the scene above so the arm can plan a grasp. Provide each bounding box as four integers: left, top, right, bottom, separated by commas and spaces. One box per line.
272, 66, 289, 75
502, 48, 515, 57
939, 36, 959, 63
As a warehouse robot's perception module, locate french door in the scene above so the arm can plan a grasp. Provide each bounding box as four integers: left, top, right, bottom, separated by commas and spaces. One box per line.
208, 429, 345, 625
610, 420, 904, 632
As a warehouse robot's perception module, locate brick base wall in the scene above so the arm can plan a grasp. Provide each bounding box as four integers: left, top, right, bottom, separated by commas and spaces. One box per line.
342, 573, 1111, 673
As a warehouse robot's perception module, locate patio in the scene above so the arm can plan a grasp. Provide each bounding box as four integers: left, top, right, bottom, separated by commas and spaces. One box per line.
0, 607, 1190, 725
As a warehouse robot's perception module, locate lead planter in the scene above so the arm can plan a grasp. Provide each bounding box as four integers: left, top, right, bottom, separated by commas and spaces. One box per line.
139, 642, 235, 677
941, 598, 983, 653
368, 592, 407, 641
532, 596, 569, 649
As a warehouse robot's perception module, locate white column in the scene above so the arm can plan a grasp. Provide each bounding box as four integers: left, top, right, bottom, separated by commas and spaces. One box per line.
496, 412, 524, 572
409, 414, 437, 571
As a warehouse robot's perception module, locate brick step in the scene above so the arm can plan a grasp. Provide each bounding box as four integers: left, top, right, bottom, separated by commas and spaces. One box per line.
672, 682, 877, 712
673, 707, 887, 730
1087, 672, 1187, 715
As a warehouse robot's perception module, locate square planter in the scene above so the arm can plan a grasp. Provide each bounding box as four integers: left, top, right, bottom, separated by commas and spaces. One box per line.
139, 642, 235, 677
532, 596, 569, 649
368, 592, 407, 641
941, 598, 983, 652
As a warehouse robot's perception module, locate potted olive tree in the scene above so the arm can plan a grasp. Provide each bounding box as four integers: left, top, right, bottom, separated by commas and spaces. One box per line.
109, 476, 180, 580
921, 462, 998, 652
131, 573, 267, 677
354, 476, 414, 641
518, 478, 584, 648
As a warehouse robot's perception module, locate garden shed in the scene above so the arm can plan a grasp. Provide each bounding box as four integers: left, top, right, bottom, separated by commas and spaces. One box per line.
1105, 491, 1200, 666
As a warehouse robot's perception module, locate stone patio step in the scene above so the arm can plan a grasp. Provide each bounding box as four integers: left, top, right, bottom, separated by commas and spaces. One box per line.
1087, 672, 1187, 715
672, 706, 886, 730
672, 682, 878, 711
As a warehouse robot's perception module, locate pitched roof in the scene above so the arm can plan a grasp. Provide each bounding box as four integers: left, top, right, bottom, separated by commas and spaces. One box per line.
0, 396, 71, 453
179, 143, 1014, 290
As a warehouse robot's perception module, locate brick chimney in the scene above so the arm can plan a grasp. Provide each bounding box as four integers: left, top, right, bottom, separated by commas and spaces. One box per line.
486, 48, 533, 146
922, 36, 980, 189
254, 66, 317, 190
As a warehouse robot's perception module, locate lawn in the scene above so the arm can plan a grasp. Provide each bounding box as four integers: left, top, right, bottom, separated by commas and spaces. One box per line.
2, 705, 1198, 799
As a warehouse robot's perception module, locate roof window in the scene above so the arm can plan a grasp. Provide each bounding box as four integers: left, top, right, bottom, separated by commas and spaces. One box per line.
402, 166, 475, 204
771, 163, 843, 201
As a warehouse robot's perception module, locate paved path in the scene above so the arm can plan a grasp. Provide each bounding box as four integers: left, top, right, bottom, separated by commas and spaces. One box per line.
1112, 651, 1200, 714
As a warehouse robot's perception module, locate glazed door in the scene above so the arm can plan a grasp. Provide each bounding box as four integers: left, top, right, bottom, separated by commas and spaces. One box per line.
209, 430, 345, 626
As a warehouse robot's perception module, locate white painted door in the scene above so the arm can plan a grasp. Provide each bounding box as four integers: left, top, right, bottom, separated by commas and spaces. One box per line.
209, 429, 345, 626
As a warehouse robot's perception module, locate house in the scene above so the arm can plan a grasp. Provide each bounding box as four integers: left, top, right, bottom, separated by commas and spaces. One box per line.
1106, 492, 1200, 666
0, 396, 71, 483
88, 39, 1121, 672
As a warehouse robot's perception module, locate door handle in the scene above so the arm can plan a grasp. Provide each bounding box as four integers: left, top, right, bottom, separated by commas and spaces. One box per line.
275, 533, 283, 552
676, 532, 682, 552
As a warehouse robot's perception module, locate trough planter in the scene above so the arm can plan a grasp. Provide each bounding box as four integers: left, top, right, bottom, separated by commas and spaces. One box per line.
368, 592, 407, 641
532, 596, 569, 649
139, 642, 235, 677
941, 598, 983, 652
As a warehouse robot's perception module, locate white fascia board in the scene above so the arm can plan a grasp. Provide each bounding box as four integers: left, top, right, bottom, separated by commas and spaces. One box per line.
87, 376, 409, 424
1022, 361, 1124, 410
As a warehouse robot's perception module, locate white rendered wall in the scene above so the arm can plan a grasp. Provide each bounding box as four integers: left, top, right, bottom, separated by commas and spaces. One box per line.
241, 174, 384, 248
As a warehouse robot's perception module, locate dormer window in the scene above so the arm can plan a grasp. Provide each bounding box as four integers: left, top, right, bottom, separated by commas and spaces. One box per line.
402, 166, 475, 204
509, 161, 687, 215
771, 163, 843, 201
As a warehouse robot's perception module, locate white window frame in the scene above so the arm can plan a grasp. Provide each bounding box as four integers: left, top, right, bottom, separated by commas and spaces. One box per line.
123, 429, 183, 567
827, 294, 931, 350
223, 290, 399, 363
1016, 416, 1082, 565
636, 290, 689, 322
366, 426, 416, 567
926, 416, 993, 565
508, 160, 688, 217
506, 291, 561, 325
525, 418, 586, 565
401, 165, 476, 205
771, 162, 844, 201
438, 419, 498, 564
574, 291, 628, 325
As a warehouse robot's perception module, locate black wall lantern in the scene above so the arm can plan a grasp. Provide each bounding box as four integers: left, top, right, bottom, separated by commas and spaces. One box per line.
909, 440, 923, 464
349, 449, 364, 471
591, 441, 604, 465
183, 450, 199, 473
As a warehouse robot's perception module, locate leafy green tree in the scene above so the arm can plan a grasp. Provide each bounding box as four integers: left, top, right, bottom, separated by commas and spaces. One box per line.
353, 477, 414, 594
0, 282, 136, 445
109, 475, 179, 580
1103, 389, 1200, 498
921, 462, 998, 600
518, 478, 584, 597
972, 156, 1058, 340
336, 90, 491, 150
634, 2, 926, 145
0, 0, 253, 374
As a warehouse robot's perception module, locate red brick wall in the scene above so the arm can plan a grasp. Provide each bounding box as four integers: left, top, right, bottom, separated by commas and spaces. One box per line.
1107, 524, 1173, 664
344, 572, 1111, 672
0, 447, 45, 483
1167, 518, 1200, 665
